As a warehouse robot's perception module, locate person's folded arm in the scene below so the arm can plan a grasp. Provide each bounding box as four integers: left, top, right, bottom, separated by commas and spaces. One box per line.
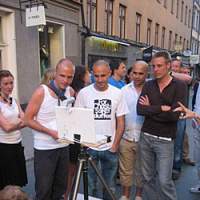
150, 110, 180, 122
151, 81, 187, 122
137, 83, 162, 116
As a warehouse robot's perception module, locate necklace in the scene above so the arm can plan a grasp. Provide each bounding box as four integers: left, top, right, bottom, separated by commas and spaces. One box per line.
0, 94, 12, 105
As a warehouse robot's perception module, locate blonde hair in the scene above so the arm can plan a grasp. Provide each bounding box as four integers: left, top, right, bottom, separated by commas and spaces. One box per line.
41, 68, 56, 85
0, 185, 30, 200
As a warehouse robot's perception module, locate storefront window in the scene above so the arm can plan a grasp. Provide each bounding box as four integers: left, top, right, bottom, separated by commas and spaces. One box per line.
88, 54, 126, 71
39, 22, 64, 77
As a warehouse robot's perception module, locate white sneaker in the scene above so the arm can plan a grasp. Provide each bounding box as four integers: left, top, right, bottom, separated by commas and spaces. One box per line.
190, 185, 200, 193
135, 196, 142, 200
119, 196, 129, 200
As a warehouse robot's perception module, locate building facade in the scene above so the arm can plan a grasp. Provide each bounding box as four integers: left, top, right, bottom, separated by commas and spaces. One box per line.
83, 0, 193, 67
0, 0, 194, 103
191, 0, 200, 54
0, 0, 81, 104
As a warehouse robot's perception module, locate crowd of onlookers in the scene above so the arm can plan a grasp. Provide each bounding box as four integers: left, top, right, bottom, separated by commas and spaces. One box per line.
0, 51, 200, 200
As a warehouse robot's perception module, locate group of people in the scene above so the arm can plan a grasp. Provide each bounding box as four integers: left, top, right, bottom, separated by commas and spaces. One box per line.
0, 50, 199, 200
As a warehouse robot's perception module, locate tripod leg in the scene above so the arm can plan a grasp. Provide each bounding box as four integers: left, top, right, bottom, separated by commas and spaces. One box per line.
71, 160, 83, 200
88, 157, 116, 200
82, 158, 89, 200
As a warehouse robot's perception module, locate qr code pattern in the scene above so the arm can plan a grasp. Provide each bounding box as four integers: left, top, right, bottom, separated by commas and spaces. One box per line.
94, 99, 112, 120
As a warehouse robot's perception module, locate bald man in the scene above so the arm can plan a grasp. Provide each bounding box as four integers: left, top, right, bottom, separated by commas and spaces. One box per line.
75, 60, 129, 200
25, 58, 75, 200
119, 61, 148, 200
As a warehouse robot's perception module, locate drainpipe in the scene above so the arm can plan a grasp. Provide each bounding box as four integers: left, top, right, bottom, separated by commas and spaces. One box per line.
80, 0, 90, 65
190, 0, 195, 52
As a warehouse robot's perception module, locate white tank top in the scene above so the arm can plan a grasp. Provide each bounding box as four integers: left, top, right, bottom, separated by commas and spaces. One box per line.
0, 98, 21, 144
33, 84, 71, 150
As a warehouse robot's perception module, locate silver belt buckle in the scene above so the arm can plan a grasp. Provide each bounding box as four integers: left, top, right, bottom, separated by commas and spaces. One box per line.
158, 136, 172, 141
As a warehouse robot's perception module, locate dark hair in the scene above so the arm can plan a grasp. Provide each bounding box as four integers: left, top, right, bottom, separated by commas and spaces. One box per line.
125, 67, 132, 84
71, 65, 88, 93
171, 58, 182, 66
152, 51, 171, 63
0, 70, 14, 83
109, 59, 124, 75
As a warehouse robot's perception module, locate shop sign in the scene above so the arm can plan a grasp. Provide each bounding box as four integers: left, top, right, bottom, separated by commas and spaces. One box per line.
88, 37, 122, 53
142, 46, 153, 62
26, 5, 46, 27
190, 55, 200, 65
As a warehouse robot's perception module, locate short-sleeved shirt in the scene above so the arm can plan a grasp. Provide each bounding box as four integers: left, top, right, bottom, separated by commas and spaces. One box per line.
108, 76, 126, 89
75, 84, 129, 150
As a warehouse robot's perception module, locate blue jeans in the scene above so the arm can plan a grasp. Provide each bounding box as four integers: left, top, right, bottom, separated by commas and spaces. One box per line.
193, 128, 200, 184
173, 119, 186, 171
87, 149, 118, 200
139, 133, 177, 200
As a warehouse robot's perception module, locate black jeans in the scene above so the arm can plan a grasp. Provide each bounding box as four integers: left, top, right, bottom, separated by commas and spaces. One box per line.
34, 146, 69, 200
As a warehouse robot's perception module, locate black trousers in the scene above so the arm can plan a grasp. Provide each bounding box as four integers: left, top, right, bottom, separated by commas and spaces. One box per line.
0, 142, 27, 189
34, 146, 69, 200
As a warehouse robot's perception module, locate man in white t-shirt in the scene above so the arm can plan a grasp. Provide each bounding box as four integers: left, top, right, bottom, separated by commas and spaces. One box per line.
75, 60, 129, 200
119, 61, 148, 200
25, 58, 75, 200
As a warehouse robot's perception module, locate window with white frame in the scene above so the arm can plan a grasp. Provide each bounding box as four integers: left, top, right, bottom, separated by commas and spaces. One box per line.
105, 0, 113, 35
168, 30, 172, 50
119, 4, 126, 38
161, 27, 165, 48
87, 0, 97, 32
155, 23, 159, 46
181, 1, 184, 22
147, 19, 152, 45
185, 5, 188, 25
136, 13, 141, 42
176, 0, 179, 18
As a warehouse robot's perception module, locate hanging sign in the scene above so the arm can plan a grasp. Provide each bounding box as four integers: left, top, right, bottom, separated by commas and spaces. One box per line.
142, 46, 153, 62
26, 5, 46, 27
190, 55, 200, 65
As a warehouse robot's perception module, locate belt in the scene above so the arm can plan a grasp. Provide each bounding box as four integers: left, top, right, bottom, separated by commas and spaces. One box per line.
122, 137, 135, 143
143, 132, 172, 141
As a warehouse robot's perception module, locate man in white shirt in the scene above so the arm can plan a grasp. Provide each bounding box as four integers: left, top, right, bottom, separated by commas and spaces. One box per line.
119, 61, 148, 200
25, 58, 75, 200
75, 60, 129, 200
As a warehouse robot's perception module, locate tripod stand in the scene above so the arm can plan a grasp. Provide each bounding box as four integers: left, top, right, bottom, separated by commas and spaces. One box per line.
70, 146, 116, 200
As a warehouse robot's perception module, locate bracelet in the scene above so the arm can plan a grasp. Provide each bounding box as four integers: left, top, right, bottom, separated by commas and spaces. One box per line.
194, 112, 199, 119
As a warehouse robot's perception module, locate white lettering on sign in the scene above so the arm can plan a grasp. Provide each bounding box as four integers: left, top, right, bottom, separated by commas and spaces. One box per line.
26, 5, 46, 27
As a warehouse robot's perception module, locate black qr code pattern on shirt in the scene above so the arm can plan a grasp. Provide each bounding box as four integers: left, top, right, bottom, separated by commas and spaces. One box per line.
94, 99, 112, 120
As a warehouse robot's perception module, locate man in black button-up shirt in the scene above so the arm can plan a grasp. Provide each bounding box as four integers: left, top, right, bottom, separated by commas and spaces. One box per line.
137, 51, 187, 200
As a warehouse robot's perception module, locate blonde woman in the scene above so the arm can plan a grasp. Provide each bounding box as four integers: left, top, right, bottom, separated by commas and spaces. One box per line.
41, 68, 56, 85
